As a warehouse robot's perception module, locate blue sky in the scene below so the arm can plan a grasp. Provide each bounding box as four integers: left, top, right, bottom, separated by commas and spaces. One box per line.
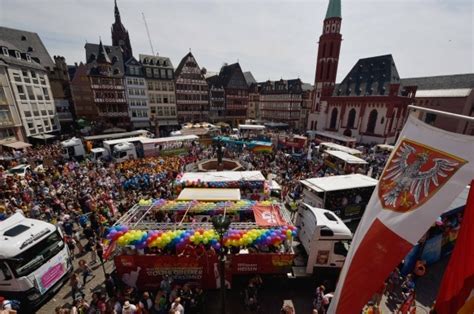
0, 0, 472, 83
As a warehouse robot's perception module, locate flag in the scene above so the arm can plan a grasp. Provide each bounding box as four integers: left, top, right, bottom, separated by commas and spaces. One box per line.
253, 205, 285, 226
435, 181, 474, 314
328, 114, 474, 313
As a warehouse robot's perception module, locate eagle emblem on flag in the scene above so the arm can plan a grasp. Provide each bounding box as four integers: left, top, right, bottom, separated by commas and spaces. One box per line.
379, 139, 467, 212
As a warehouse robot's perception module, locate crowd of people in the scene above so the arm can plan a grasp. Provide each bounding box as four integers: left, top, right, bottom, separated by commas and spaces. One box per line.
0, 128, 394, 313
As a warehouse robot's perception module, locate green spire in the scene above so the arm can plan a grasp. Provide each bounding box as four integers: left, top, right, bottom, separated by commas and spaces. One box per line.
325, 0, 341, 19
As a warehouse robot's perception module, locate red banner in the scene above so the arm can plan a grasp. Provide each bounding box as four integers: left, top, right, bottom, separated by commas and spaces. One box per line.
253, 205, 286, 226
114, 252, 294, 289
230, 253, 293, 274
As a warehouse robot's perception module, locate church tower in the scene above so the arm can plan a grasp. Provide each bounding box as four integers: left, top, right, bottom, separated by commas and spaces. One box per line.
111, 0, 133, 61
307, 0, 342, 130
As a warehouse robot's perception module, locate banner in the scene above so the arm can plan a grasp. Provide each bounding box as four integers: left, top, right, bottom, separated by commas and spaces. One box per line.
435, 182, 474, 314
329, 115, 474, 313
230, 253, 293, 274
253, 205, 286, 226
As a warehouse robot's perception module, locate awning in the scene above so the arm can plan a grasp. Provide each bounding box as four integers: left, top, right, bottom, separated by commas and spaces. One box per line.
177, 188, 241, 201
30, 134, 56, 140
2, 141, 32, 149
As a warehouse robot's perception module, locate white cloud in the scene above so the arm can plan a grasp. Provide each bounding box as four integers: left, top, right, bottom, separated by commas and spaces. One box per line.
0, 0, 472, 83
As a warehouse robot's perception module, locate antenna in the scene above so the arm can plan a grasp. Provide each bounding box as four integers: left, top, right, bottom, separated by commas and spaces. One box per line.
142, 12, 155, 55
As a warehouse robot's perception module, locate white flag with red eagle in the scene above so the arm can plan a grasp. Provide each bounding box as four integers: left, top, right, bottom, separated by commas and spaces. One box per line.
329, 114, 474, 313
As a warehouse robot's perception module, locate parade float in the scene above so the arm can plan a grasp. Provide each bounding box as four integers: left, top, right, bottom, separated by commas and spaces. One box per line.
103, 199, 296, 289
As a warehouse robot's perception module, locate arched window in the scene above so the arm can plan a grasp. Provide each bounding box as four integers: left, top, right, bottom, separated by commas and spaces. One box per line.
329, 108, 338, 129
366, 109, 378, 134
347, 108, 356, 129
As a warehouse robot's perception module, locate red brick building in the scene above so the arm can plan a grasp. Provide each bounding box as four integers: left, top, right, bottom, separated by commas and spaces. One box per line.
307, 0, 417, 144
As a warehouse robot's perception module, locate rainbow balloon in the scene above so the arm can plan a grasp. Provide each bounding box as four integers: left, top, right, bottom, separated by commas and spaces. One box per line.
105, 225, 298, 251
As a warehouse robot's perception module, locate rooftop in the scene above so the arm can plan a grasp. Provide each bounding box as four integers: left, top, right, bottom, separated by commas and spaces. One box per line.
401, 73, 474, 90
301, 174, 377, 192
0, 26, 55, 69
85, 43, 124, 76
324, 150, 368, 164
325, 0, 342, 19
179, 171, 266, 183
335, 54, 402, 97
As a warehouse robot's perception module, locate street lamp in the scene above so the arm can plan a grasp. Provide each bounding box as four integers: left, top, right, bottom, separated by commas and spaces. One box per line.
211, 215, 231, 314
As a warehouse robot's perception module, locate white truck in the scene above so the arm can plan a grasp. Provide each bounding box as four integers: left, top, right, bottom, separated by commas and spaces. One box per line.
61, 137, 86, 160
293, 203, 352, 275
0, 213, 73, 309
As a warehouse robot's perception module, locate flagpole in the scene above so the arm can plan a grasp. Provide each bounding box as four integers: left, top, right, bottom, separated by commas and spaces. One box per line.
408, 105, 474, 122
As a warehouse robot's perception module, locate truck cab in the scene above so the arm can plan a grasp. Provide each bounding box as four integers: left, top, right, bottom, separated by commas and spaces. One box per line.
294, 203, 352, 274
112, 142, 137, 162
61, 138, 85, 160
90, 147, 110, 162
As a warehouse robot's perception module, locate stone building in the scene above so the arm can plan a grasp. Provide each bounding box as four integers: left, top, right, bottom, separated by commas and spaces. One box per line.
140, 54, 178, 135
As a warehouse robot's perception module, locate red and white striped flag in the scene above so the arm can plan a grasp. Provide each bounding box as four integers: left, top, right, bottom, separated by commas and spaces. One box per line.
329, 114, 474, 313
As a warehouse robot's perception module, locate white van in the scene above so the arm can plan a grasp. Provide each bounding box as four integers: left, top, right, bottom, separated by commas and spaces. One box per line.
294, 203, 352, 274
0, 213, 73, 308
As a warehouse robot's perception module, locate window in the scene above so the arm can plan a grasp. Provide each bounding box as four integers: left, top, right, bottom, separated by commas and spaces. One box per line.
15, 51, 21, 59
329, 108, 338, 129
169, 95, 175, 103
39, 76, 46, 85
366, 109, 378, 134
160, 69, 166, 77
425, 113, 437, 125
167, 69, 173, 78
334, 241, 349, 257
163, 97, 168, 104
2, 47, 8, 56
347, 108, 356, 129
0, 262, 12, 281
157, 107, 163, 116
13, 73, 21, 82
22, 71, 30, 83
43, 88, 50, 100
26, 54, 31, 62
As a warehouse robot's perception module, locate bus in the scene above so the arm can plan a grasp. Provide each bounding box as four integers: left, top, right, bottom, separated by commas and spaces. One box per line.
319, 142, 363, 156
0, 213, 73, 308
323, 150, 368, 175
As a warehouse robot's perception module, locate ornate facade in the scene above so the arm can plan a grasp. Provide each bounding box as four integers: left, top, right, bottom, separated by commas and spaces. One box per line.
174, 52, 209, 123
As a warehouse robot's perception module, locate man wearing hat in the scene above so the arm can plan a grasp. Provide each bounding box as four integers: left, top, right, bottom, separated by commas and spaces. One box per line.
122, 300, 137, 314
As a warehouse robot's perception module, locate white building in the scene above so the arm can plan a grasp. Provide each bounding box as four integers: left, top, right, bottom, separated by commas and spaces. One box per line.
0, 43, 59, 138
124, 57, 149, 129
140, 54, 178, 136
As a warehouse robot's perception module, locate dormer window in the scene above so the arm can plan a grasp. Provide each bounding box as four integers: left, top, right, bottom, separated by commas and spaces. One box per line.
15, 51, 21, 59
26, 54, 31, 62
21, 35, 27, 41
27, 47, 33, 52
2, 47, 8, 56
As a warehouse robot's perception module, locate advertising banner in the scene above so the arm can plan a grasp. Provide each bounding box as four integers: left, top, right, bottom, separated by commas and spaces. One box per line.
114, 252, 294, 289
34, 251, 68, 294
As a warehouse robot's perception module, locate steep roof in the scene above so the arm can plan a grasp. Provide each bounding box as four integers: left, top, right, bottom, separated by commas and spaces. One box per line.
218, 63, 248, 89
0, 26, 55, 69
85, 43, 124, 75
243, 71, 257, 86
335, 54, 401, 97
175, 52, 193, 77
325, 0, 342, 19
400, 73, 474, 90
206, 75, 223, 88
